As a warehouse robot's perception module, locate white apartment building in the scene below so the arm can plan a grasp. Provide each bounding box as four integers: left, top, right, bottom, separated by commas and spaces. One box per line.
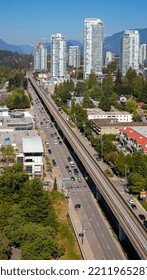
139, 44, 147, 65
104, 51, 114, 66
51, 33, 67, 79
120, 30, 139, 76
84, 18, 104, 79
34, 42, 47, 71
87, 108, 132, 122
69, 46, 80, 68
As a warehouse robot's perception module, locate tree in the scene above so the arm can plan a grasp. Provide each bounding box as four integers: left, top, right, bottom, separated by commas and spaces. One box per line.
99, 96, 111, 111
0, 233, 11, 260
102, 72, 114, 96
53, 177, 58, 191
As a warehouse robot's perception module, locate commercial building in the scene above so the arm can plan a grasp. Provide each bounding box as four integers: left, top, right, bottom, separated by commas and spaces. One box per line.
69, 46, 80, 68
83, 18, 104, 79
51, 33, 67, 79
120, 30, 139, 76
87, 108, 132, 122
18, 136, 44, 179
34, 42, 47, 71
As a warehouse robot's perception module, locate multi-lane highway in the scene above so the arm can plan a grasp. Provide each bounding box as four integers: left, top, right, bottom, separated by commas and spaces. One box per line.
28, 75, 147, 260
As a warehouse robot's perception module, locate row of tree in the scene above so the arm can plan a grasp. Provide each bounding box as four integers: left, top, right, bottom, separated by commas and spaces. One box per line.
0, 164, 65, 260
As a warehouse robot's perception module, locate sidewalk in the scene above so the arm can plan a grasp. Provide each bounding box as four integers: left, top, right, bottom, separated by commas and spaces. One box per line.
68, 200, 94, 260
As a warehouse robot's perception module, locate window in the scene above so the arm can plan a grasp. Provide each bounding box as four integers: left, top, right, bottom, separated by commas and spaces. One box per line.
26, 165, 32, 173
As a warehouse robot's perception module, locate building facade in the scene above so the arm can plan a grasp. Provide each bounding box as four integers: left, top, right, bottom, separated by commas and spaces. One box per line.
34, 42, 47, 71
139, 44, 147, 66
87, 108, 132, 122
83, 18, 104, 79
104, 51, 114, 66
51, 33, 67, 79
69, 46, 80, 68
120, 30, 139, 76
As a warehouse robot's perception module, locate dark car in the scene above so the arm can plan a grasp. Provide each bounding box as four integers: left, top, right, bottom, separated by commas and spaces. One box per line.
71, 176, 75, 181
59, 141, 62, 145
143, 220, 147, 229
68, 156, 71, 162
74, 204, 81, 209
74, 168, 79, 175
68, 169, 72, 175
66, 165, 69, 170
48, 148, 52, 154
52, 159, 56, 166
131, 204, 137, 210
138, 214, 146, 220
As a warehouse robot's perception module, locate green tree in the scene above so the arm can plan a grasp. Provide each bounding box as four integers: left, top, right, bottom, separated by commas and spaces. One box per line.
53, 177, 58, 191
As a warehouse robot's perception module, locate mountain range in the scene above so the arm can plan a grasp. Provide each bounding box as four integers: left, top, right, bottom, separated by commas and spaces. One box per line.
0, 28, 147, 55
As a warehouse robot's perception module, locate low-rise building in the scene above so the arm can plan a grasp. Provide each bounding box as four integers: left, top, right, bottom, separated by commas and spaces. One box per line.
87, 108, 132, 122
18, 136, 44, 179
91, 119, 147, 136
118, 127, 147, 154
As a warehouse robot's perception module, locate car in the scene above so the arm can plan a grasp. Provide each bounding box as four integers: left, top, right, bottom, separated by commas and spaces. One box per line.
68, 156, 71, 162
143, 220, 147, 229
130, 204, 137, 210
94, 154, 101, 161
48, 148, 52, 154
74, 204, 81, 209
74, 168, 79, 175
78, 177, 83, 182
128, 198, 134, 204
45, 142, 50, 147
57, 136, 60, 140
138, 214, 146, 220
50, 133, 54, 137
68, 169, 72, 175
54, 132, 57, 136
66, 165, 69, 170
71, 176, 75, 181
52, 159, 56, 166
54, 140, 58, 144
59, 141, 62, 145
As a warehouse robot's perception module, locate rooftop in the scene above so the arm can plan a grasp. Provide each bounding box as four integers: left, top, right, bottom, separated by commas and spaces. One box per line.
22, 136, 43, 153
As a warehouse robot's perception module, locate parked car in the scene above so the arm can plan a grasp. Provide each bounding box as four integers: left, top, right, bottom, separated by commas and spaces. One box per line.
68, 156, 72, 162
52, 159, 56, 166
130, 204, 137, 210
128, 198, 134, 204
138, 214, 146, 220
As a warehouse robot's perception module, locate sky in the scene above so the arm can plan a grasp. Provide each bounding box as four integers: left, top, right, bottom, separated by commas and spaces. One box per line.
0, 0, 147, 45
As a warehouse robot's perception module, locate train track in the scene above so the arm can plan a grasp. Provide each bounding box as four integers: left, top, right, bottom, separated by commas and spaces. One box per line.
29, 75, 147, 259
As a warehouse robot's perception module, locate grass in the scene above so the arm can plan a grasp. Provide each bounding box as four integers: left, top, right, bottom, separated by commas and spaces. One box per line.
48, 191, 82, 260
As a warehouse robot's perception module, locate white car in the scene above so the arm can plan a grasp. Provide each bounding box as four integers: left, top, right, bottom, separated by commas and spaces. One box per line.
54, 140, 58, 144
128, 198, 134, 204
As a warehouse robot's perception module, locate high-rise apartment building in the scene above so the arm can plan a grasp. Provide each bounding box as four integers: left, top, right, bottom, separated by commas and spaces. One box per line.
83, 18, 104, 79
34, 42, 47, 71
51, 33, 67, 79
104, 51, 114, 66
139, 44, 147, 66
69, 46, 80, 68
120, 30, 139, 76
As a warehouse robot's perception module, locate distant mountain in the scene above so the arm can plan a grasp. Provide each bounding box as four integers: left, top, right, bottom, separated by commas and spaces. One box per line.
0, 28, 147, 55
0, 39, 24, 53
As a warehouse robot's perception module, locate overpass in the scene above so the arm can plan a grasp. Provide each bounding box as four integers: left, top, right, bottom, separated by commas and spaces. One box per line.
28, 74, 147, 259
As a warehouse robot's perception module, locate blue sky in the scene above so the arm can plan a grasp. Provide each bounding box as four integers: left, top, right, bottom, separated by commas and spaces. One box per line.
0, 0, 147, 45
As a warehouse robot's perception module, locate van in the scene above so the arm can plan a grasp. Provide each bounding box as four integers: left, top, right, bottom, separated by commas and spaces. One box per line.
70, 161, 75, 168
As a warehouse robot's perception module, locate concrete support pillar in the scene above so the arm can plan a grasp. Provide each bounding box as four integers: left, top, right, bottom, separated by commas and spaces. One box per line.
96, 188, 102, 201
119, 224, 126, 241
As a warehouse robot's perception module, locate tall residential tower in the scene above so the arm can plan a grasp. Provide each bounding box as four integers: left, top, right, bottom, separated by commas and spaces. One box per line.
84, 18, 104, 79
51, 33, 67, 79
34, 42, 47, 71
120, 30, 139, 76
69, 46, 80, 68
